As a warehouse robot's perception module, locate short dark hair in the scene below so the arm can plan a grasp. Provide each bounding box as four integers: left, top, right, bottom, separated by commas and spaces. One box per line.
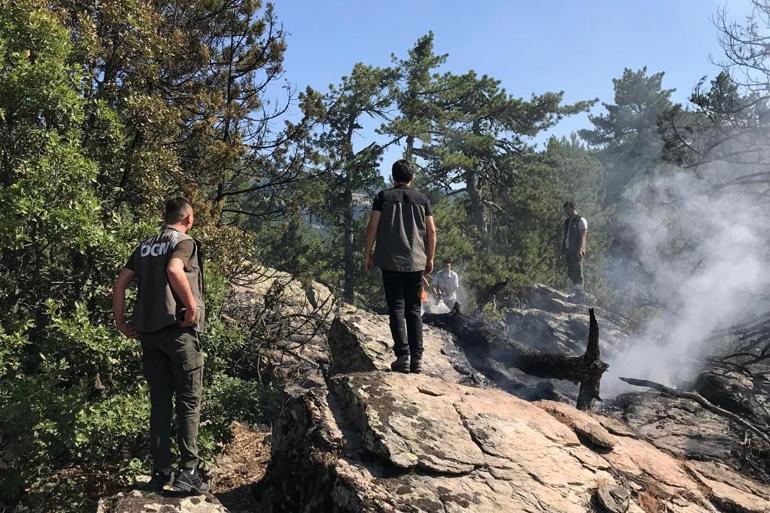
444, 259, 452, 264
563, 201, 576, 210
164, 196, 192, 223
392, 159, 414, 184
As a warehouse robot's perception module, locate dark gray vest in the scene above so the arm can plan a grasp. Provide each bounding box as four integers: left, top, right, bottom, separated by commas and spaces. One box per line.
562, 215, 584, 253
133, 226, 205, 333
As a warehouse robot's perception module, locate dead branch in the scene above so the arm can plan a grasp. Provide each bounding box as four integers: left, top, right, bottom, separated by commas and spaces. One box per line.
619, 377, 770, 445
425, 306, 608, 410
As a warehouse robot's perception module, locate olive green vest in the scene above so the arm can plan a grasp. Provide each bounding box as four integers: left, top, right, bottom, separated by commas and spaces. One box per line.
133, 226, 205, 333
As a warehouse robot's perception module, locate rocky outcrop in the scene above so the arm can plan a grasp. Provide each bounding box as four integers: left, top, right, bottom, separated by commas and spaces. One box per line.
257, 303, 770, 513
97, 271, 768, 512
507, 284, 630, 356
225, 266, 336, 391
424, 284, 630, 402
694, 366, 770, 425
327, 306, 482, 384
96, 490, 228, 513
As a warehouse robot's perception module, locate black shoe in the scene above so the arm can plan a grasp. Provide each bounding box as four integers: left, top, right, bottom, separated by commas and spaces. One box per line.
144, 470, 174, 492
410, 358, 423, 374
390, 356, 410, 373
172, 467, 209, 494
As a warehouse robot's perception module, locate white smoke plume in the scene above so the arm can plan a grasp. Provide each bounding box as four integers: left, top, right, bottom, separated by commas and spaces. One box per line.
422, 270, 470, 315
603, 159, 770, 395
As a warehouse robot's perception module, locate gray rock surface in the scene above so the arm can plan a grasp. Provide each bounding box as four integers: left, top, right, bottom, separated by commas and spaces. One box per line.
257, 300, 770, 513
431, 284, 632, 401
97, 490, 228, 513
507, 284, 630, 357
328, 305, 482, 384
607, 392, 738, 461
694, 366, 770, 424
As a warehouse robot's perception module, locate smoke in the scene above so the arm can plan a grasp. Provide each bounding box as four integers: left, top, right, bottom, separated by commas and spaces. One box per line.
603, 159, 770, 395
421, 270, 470, 315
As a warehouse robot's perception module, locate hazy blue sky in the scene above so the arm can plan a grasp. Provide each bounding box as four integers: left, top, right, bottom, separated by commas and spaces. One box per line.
269, 0, 753, 174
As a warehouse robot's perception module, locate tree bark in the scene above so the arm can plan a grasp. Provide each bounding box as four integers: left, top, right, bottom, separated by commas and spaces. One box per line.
342, 174, 355, 303
425, 307, 607, 410
465, 170, 486, 233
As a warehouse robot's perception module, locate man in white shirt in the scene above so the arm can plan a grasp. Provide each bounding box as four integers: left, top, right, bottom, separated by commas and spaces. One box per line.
433, 260, 460, 309
561, 201, 588, 303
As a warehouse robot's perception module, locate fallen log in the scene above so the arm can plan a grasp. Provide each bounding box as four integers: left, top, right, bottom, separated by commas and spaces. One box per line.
619, 377, 770, 446
425, 305, 608, 410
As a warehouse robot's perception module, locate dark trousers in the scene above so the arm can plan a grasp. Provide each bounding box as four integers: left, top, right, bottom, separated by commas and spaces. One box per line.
566, 253, 584, 285
382, 269, 424, 359
139, 325, 204, 472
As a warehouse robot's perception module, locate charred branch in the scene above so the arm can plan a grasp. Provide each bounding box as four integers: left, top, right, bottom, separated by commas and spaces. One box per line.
619, 377, 770, 446
425, 306, 608, 410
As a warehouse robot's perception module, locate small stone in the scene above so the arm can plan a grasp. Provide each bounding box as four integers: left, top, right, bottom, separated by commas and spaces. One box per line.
596, 484, 631, 513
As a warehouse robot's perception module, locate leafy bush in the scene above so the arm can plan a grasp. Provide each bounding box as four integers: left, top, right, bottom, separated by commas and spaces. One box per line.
0, 5, 277, 511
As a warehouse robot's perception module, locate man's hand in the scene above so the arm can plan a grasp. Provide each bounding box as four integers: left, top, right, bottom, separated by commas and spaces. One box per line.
180, 306, 196, 328
365, 254, 375, 271
425, 258, 434, 274
116, 321, 137, 339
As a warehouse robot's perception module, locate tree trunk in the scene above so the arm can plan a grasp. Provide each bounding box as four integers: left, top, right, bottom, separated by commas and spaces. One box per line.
425, 307, 607, 410
404, 135, 415, 161
466, 170, 486, 233
342, 175, 355, 303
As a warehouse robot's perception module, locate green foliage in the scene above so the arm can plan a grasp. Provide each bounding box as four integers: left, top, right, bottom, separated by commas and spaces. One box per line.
314, 62, 393, 301
418, 70, 595, 233
430, 135, 609, 305
579, 67, 674, 204
0, 3, 279, 511
200, 374, 277, 453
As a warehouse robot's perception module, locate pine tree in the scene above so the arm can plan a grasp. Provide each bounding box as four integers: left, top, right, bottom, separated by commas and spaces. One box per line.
579, 67, 674, 204
316, 63, 395, 302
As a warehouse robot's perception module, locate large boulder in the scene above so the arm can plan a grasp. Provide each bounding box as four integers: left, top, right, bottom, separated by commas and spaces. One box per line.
259, 369, 770, 512
225, 266, 337, 390
694, 366, 770, 425
327, 306, 481, 384
256, 302, 770, 512
505, 284, 630, 357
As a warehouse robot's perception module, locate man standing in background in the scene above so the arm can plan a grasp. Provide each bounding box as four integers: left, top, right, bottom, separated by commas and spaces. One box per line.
433, 259, 459, 310
112, 197, 208, 494
562, 201, 588, 303
364, 160, 437, 374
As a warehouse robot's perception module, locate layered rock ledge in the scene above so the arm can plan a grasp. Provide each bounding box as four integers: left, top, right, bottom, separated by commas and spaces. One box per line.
257, 302, 770, 513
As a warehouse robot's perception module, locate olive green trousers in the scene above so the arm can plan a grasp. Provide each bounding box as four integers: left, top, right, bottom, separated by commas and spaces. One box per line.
139, 325, 204, 472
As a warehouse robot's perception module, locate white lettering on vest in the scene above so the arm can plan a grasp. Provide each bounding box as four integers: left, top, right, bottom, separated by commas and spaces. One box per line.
140, 242, 170, 258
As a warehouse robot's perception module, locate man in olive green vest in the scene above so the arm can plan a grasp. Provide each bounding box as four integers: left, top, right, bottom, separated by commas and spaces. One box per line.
112, 197, 208, 494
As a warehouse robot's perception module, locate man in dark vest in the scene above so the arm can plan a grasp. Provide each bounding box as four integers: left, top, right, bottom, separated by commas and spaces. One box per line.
364, 160, 437, 374
112, 197, 208, 493
561, 201, 588, 303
